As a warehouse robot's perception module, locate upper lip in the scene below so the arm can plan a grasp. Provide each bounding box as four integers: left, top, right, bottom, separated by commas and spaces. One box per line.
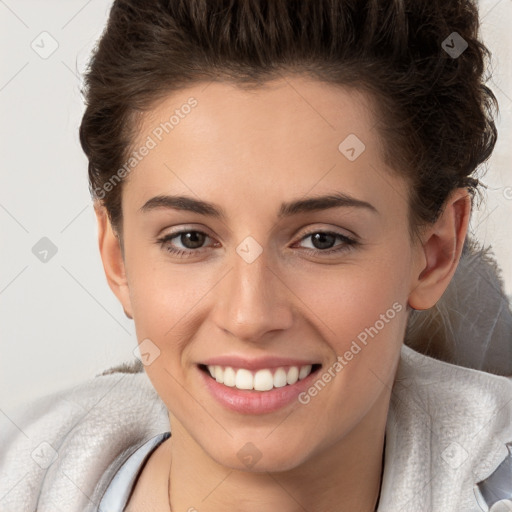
200, 356, 320, 371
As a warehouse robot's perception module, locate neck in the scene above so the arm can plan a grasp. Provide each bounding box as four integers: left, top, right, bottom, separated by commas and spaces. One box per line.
166, 390, 389, 512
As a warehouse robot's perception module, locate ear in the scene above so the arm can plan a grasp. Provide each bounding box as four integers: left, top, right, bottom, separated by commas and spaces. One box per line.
94, 202, 133, 319
408, 188, 471, 311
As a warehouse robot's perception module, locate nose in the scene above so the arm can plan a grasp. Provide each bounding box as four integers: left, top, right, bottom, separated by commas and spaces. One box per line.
211, 246, 294, 343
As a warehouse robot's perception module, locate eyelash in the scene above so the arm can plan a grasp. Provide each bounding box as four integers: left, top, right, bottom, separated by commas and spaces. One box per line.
156, 229, 358, 258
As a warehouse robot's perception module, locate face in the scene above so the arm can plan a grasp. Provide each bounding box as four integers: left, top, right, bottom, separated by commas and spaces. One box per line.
107, 76, 424, 472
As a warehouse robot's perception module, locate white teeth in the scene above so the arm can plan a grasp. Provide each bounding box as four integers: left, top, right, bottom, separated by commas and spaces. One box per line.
273, 368, 288, 388
299, 364, 312, 380
253, 369, 274, 391
286, 366, 299, 385
204, 364, 315, 391
235, 368, 253, 390
214, 365, 224, 383
223, 366, 236, 387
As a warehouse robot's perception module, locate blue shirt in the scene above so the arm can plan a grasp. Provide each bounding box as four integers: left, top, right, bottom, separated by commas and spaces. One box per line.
98, 431, 171, 512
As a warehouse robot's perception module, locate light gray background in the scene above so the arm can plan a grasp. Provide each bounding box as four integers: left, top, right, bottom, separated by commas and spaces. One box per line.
1, 0, 511, 413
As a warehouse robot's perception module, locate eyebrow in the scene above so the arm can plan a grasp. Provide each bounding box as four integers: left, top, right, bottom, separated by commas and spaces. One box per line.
139, 192, 379, 219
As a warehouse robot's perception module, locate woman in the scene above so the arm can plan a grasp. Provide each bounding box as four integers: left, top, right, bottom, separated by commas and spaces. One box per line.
1, 1, 511, 511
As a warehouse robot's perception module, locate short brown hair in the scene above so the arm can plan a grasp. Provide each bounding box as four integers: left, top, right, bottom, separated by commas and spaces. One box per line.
79, 0, 497, 241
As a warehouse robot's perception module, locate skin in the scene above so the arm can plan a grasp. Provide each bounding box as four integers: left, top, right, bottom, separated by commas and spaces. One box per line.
95, 75, 471, 511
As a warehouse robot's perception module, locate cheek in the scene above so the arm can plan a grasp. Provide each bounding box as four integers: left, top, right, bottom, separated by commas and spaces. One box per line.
288, 271, 408, 451
124, 247, 230, 399
124, 255, 204, 410
288, 251, 410, 395
291, 251, 410, 343
126, 245, 207, 336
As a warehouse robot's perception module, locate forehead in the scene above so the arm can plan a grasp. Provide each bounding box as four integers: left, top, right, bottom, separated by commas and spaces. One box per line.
124, 76, 409, 221
136, 76, 378, 157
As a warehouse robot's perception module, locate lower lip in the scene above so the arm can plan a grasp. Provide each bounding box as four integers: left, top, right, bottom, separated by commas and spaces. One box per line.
198, 366, 321, 414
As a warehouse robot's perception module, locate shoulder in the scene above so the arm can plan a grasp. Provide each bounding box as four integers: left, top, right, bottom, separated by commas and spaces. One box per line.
379, 344, 512, 511
0, 365, 169, 511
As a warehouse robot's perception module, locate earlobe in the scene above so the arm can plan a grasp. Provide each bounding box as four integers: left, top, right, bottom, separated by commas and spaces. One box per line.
94, 203, 134, 319
408, 188, 471, 311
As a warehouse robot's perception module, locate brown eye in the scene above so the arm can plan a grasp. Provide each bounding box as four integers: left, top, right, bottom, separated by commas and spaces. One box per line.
176, 231, 207, 249
295, 230, 358, 256
308, 232, 337, 250
157, 230, 214, 257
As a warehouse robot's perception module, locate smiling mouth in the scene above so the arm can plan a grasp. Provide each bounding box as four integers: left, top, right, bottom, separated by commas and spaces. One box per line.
198, 363, 322, 392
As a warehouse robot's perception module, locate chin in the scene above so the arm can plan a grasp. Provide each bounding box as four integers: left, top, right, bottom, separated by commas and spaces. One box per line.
204, 436, 313, 474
